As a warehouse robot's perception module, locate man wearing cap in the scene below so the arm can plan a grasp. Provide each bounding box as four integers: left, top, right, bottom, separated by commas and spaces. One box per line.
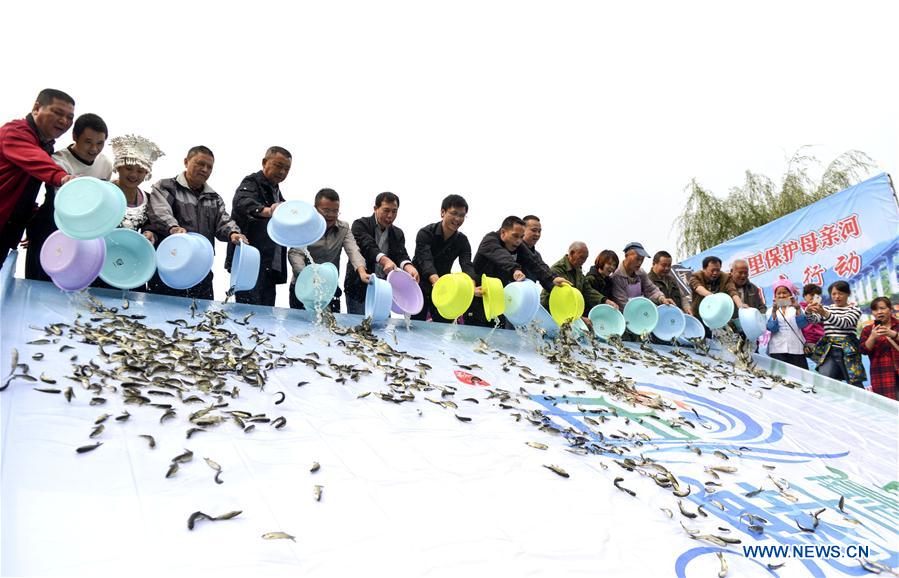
145, 145, 248, 300
648, 250, 691, 315
540, 241, 610, 315
688, 256, 741, 317
345, 192, 419, 315
0, 88, 77, 265
226, 146, 291, 306
288, 188, 369, 313
610, 242, 676, 309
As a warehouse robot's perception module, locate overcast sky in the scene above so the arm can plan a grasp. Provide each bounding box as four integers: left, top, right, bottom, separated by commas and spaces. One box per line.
3, 0, 896, 308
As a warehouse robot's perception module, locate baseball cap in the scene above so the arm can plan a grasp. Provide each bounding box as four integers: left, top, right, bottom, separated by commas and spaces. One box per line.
623, 242, 649, 258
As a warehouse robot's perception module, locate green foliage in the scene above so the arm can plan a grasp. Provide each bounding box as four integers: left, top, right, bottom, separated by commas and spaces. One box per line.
675, 148, 877, 258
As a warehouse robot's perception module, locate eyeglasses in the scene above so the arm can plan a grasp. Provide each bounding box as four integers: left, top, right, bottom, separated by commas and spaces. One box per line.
319, 208, 340, 216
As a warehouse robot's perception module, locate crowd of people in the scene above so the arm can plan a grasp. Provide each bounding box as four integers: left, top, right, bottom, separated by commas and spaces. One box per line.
1, 89, 896, 401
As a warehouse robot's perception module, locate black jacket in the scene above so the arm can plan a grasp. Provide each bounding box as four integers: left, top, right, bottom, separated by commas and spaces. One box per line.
586, 265, 613, 302
413, 222, 475, 292
473, 231, 555, 291
344, 214, 412, 300
225, 171, 286, 283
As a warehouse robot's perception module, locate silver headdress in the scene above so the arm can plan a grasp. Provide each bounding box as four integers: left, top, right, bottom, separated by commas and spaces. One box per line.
110, 134, 165, 180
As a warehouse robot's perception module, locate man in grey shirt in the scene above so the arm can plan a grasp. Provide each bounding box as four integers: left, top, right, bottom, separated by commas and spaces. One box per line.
610, 241, 676, 310
145, 145, 247, 300
287, 188, 369, 312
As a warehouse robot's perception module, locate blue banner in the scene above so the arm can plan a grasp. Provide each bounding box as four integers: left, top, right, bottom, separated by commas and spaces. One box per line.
679, 172, 899, 309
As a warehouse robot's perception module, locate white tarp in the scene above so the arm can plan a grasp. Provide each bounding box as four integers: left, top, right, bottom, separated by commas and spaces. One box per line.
1, 254, 897, 577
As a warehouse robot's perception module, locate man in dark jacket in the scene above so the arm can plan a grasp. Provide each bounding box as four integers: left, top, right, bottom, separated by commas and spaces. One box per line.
648, 250, 690, 315
466, 215, 567, 327
145, 145, 248, 300
345, 192, 419, 314
729, 259, 767, 315
412, 194, 475, 322
225, 146, 291, 306
0, 89, 76, 264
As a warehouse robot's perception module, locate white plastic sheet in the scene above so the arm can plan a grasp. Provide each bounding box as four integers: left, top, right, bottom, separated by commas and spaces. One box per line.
1, 256, 897, 577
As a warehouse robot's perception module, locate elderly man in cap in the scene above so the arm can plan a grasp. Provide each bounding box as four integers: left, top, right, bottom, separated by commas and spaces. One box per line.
610, 242, 676, 309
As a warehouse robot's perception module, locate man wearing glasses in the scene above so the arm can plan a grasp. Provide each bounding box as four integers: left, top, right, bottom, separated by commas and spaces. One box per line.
288, 188, 368, 312
227, 146, 292, 305
412, 195, 476, 322
345, 192, 420, 315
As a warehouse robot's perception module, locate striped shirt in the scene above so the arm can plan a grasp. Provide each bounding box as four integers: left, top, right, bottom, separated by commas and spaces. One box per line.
806, 304, 861, 339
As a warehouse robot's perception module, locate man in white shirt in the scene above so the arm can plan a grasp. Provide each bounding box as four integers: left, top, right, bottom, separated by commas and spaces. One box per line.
25, 113, 113, 280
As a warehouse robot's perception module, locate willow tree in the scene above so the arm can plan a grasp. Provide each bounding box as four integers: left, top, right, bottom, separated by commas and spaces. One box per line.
675, 148, 877, 258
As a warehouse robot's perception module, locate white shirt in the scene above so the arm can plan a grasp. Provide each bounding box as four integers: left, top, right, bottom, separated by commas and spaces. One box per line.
768, 307, 806, 355
52, 147, 113, 180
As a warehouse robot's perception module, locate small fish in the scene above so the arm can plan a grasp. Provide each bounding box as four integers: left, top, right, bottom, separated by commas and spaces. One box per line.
271, 416, 287, 429
455, 414, 472, 423
172, 449, 194, 464
660, 508, 674, 518
717, 552, 728, 578
95, 413, 111, 425
526, 442, 549, 450
116, 411, 131, 422
31, 352, 44, 361
357, 391, 371, 399
39, 373, 56, 384
186, 510, 242, 530
310, 462, 321, 473
297, 381, 309, 387
166, 463, 179, 478
76, 442, 102, 454
614, 477, 636, 497
139, 435, 156, 448
274, 392, 286, 405
262, 532, 296, 542
544, 464, 570, 478
745, 487, 764, 498
186, 427, 207, 439
159, 409, 176, 424
90, 424, 104, 438
678, 500, 697, 518
313, 485, 323, 501
767, 563, 786, 571
838, 495, 845, 512
27, 339, 51, 345
33, 387, 61, 394
89, 397, 107, 406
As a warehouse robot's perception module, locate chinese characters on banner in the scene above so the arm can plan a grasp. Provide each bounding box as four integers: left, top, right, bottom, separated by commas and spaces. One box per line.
678, 172, 899, 307
745, 214, 862, 282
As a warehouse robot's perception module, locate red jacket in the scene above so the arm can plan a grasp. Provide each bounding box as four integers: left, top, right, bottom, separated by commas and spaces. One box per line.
0, 117, 68, 246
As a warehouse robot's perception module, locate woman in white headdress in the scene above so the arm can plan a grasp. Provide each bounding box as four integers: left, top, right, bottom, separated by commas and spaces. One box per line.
109, 135, 164, 244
